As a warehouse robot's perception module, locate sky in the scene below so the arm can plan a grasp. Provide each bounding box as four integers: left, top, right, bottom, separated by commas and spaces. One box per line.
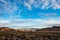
0, 0, 60, 28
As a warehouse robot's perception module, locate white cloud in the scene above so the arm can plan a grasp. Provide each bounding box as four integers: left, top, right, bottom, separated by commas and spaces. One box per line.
44, 13, 57, 17
44, 20, 60, 27
28, 0, 35, 5
0, 0, 23, 19
0, 0, 60, 28
0, 0, 60, 12
24, 2, 32, 10
41, 0, 49, 9
0, 19, 60, 28
50, 0, 60, 9
0, 0, 18, 13
0, 19, 43, 28
23, 0, 60, 10
0, 20, 10, 24
38, 13, 57, 17
23, 0, 35, 10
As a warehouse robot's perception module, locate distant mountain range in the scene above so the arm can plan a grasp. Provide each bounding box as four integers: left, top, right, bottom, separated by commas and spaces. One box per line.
36, 26, 60, 31
0, 26, 60, 32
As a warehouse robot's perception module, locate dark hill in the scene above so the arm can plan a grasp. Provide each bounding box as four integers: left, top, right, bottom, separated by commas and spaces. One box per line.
0, 27, 16, 34
36, 26, 60, 31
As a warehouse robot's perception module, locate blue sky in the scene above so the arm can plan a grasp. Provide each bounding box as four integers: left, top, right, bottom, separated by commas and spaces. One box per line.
0, 0, 60, 28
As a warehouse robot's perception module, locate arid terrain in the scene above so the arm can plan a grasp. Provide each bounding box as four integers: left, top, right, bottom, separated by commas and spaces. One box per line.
0, 26, 60, 40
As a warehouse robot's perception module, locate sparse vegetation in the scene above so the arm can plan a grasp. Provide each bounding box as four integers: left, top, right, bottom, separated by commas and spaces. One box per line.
0, 26, 60, 40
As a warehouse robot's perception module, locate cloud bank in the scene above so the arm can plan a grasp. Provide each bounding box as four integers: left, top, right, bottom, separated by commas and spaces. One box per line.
0, 19, 60, 28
